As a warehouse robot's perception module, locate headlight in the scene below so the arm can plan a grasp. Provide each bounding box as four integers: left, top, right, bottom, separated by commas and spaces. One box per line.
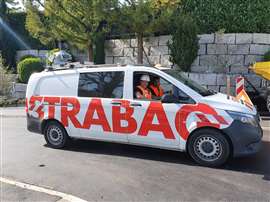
226, 110, 258, 127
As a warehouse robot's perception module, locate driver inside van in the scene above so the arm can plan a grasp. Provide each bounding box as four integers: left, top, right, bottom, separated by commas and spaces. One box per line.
135, 74, 152, 99
149, 76, 164, 99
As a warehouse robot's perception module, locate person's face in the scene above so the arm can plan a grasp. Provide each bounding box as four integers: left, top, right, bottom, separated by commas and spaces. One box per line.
140, 80, 148, 88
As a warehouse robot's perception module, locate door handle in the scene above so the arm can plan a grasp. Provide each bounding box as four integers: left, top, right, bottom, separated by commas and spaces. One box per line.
111, 101, 122, 106
130, 102, 142, 107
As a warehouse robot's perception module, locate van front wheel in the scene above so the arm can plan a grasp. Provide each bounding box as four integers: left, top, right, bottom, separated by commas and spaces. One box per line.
188, 129, 230, 167
44, 121, 70, 149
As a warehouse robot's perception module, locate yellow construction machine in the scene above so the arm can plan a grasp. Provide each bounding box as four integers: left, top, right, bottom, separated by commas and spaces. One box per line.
249, 61, 270, 112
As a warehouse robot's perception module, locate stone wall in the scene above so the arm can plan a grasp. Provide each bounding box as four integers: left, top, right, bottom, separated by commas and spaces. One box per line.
105, 33, 270, 92
15, 33, 270, 94
186, 73, 262, 95
11, 83, 27, 99
105, 36, 172, 66
105, 33, 270, 73
16, 50, 49, 61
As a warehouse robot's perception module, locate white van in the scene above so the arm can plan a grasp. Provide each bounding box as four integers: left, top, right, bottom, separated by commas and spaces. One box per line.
26, 64, 263, 167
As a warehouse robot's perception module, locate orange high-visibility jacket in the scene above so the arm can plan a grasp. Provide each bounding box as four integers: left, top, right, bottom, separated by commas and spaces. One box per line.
149, 84, 164, 97
136, 85, 152, 99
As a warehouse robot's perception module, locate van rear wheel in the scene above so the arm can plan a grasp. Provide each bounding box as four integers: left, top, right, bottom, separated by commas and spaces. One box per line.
44, 121, 70, 149
188, 129, 230, 167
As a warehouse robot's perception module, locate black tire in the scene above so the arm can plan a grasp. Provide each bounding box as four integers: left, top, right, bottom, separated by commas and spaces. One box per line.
187, 128, 230, 167
267, 95, 270, 112
44, 121, 70, 149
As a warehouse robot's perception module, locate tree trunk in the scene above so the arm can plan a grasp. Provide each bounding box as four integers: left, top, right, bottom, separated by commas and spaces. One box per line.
137, 33, 143, 64
88, 44, 94, 62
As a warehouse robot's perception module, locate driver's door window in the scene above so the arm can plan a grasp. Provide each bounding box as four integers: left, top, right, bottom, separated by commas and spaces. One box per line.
133, 71, 194, 104
155, 75, 194, 104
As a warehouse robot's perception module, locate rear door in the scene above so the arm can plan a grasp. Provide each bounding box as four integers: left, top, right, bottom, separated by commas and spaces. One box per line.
77, 70, 128, 143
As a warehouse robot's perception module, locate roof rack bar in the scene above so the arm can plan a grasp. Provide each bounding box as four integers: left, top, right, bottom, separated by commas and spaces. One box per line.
45, 62, 128, 72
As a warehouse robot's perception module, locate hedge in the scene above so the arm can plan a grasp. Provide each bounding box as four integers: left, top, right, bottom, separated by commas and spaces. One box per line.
17, 58, 44, 83
180, 0, 270, 34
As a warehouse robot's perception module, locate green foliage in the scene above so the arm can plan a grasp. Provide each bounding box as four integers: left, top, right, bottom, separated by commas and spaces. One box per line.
17, 57, 44, 83
0, 0, 19, 15
181, 0, 270, 33
120, 0, 177, 64
120, 0, 178, 34
94, 34, 105, 64
264, 50, 270, 62
168, 14, 199, 72
19, 54, 37, 62
0, 97, 25, 107
26, 0, 118, 62
0, 54, 14, 96
25, 4, 56, 47
0, 11, 49, 70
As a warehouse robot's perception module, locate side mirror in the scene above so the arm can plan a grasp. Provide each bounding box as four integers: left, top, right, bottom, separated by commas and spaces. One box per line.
161, 94, 179, 103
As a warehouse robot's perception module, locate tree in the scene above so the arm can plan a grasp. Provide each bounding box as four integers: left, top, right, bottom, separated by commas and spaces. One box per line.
119, 0, 179, 64
26, 0, 118, 62
0, 0, 23, 69
0, 0, 19, 15
168, 14, 199, 72
25, 3, 56, 47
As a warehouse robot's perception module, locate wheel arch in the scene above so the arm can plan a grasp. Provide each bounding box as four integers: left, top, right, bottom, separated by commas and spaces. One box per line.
186, 126, 234, 157
41, 119, 68, 135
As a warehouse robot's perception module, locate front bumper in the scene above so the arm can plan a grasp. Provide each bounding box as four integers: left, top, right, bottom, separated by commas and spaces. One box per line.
223, 120, 263, 157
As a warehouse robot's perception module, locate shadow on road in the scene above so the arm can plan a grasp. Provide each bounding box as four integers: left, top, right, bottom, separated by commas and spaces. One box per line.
47, 139, 270, 180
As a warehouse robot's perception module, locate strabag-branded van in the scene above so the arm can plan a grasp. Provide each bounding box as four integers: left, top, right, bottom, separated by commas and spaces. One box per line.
26, 64, 263, 167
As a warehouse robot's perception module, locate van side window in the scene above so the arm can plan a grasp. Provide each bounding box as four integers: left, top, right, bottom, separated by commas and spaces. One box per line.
133, 71, 195, 104
78, 71, 124, 98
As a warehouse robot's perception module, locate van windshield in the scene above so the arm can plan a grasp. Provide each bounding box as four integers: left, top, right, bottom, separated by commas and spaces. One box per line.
163, 69, 216, 96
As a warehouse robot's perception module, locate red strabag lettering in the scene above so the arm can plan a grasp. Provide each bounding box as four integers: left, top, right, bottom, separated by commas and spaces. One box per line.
138, 102, 175, 139
112, 100, 137, 133
61, 97, 82, 128
44, 97, 60, 119
82, 99, 111, 132
175, 103, 222, 140
29, 96, 44, 119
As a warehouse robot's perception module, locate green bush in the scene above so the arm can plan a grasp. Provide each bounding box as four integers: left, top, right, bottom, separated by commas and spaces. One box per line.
181, 0, 270, 34
264, 50, 270, 61
19, 55, 37, 62
17, 58, 44, 83
168, 14, 199, 72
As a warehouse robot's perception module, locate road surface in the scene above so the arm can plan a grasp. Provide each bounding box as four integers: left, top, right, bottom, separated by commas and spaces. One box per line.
1, 107, 270, 201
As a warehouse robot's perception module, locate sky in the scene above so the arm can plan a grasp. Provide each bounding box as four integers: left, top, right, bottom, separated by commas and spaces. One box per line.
13, 0, 24, 9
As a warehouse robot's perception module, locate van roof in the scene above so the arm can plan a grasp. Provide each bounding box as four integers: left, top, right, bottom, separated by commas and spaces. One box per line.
43, 63, 171, 74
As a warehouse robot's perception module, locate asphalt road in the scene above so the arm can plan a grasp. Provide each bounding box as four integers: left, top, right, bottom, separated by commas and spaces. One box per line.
1, 107, 270, 201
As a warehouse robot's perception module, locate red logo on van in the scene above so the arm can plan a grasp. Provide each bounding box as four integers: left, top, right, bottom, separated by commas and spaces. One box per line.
28, 96, 230, 140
